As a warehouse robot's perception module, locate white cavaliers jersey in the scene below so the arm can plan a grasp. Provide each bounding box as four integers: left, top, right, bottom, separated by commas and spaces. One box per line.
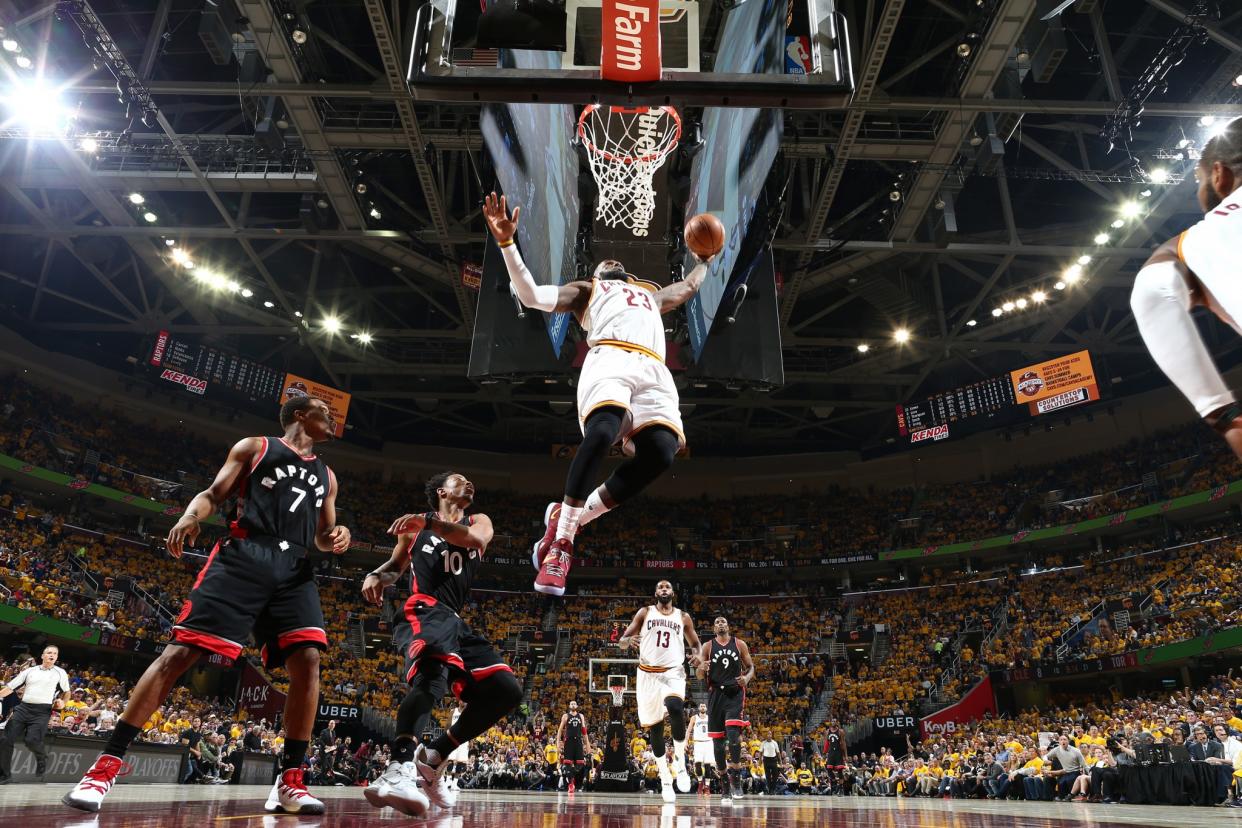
1179, 183, 1242, 327
582, 278, 665, 362
639, 604, 685, 671
693, 717, 709, 742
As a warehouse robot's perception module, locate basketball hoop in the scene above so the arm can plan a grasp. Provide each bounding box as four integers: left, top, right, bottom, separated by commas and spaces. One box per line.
577, 105, 682, 233
607, 675, 628, 707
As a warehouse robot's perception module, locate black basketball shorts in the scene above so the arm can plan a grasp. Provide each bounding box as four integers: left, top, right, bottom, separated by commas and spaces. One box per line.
562, 742, 586, 764
394, 597, 512, 702
706, 684, 748, 738
172, 536, 327, 668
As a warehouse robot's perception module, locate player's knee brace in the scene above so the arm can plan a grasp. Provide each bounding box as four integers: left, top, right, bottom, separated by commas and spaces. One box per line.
726, 726, 742, 765
566, 408, 625, 499
398, 683, 437, 736
648, 721, 666, 756
635, 426, 678, 472
664, 697, 686, 740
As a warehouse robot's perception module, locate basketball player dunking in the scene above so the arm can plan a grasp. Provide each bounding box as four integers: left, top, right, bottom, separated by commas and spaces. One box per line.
1132, 118, 1242, 458
688, 702, 715, 792
360, 472, 523, 816
556, 700, 592, 792
483, 193, 714, 597
695, 616, 754, 805
617, 580, 703, 802
64, 396, 351, 814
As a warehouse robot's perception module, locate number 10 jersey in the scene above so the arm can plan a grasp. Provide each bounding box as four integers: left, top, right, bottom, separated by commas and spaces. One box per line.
408, 512, 482, 615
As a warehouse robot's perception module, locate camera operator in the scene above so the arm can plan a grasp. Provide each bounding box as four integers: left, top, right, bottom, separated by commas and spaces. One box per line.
1091, 735, 1135, 803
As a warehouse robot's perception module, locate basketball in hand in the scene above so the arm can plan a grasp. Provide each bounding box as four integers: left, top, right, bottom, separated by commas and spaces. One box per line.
684, 213, 725, 260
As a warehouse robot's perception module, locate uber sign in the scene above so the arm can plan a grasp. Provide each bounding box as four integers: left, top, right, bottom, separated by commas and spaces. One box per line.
873, 715, 917, 731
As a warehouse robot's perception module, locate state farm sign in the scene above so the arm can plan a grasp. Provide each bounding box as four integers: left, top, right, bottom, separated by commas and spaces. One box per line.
909, 424, 950, 444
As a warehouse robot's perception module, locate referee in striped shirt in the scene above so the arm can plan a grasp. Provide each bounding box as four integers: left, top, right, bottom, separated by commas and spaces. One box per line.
0, 645, 70, 783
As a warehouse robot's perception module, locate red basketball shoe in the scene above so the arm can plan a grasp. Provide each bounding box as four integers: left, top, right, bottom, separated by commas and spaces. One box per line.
534, 537, 573, 597
531, 501, 561, 570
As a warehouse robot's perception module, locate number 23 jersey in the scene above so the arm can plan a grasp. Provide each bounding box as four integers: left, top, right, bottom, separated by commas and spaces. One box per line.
407, 513, 482, 615
582, 278, 665, 361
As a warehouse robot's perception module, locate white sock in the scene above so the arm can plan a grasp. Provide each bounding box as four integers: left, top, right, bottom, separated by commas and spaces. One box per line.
656, 756, 670, 778
576, 486, 614, 530
674, 739, 686, 765
555, 502, 583, 541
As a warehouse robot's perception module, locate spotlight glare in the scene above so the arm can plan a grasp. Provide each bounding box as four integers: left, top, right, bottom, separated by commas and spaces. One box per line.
1054, 281, 1066, 290
1139, 189, 1153, 199
1, 78, 72, 132
128, 193, 145, 204
1015, 298, 1028, 310
893, 328, 910, 344
1111, 219, 1124, 229
356, 332, 373, 345
322, 315, 342, 334
1177, 138, 1193, 149
1002, 301, 1015, 312
142, 211, 157, 223
1150, 168, 1169, 184
966, 319, 977, 327
1, 39, 18, 52
14, 54, 31, 69
857, 343, 870, 353
226, 279, 242, 293
1093, 233, 1110, 245
1032, 290, 1047, 303
1120, 201, 1142, 219
992, 308, 1003, 317
1076, 255, 1092, 266
1199, 115, 1217, 127
80, 137, 98, 153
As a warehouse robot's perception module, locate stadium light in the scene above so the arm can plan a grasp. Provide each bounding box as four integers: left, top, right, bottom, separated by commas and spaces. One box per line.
1032, 290, 1047, 303
893, 328, 910, 344
80, 137, 98, 153
1177, 137, 1193, 149
991, 308, 1003, 317
1093, 233, 1110, 245
1150, 168, 1169, 184
128, 193, 144, 205
240, 288, 254, 298
1054, 281, 1066, 291
1119, 201, 1142, 219
353, 332, 374, 345
322, 315, 342, 333
856, 343, 869, 353
1002, 301, 1015, 312
1015, 298, 1028, 310
1110, 219, 1124, 229
1199, 115, 1217, 127
966, 319, 977, 327
263, 300, 275, 308
1, 39, 18, 52
13, 54, 30, 69
294, 310, 303, 318
1076, 254, 1092, 266
1, 78, 73, 133
142, 211, 157, 223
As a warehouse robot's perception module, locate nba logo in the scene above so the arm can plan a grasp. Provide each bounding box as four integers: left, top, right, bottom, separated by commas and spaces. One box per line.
785, 36, 812, 74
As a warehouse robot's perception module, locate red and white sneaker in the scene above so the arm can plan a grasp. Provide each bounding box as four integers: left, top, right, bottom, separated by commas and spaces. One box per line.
534, 537, 573, 597
62, 754, 131, 812
531, 501, 561, 570
264, 768, 325, 814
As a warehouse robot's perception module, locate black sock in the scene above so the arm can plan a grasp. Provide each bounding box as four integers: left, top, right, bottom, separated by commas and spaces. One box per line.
427, 732, 460, 766
393, 735, 416, 764
281, 739, 309, 772
103, 720, 142, 758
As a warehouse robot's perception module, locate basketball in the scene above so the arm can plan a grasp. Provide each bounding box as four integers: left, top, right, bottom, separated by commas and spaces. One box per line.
685, 213, 726, 259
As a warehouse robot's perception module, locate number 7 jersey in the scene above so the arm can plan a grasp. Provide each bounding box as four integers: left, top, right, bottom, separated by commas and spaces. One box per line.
582, 277, 665, 362
407, 512, 483, 615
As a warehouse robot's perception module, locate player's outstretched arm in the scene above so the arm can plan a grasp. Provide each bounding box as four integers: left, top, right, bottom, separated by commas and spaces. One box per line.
737, 638, 755, 687
484, 192, 592, 315
617, 606, 649, 652
166, 437, 262, 558
683, 613, 703, 667
654, 259, 712, 314
695, 641, 711, 679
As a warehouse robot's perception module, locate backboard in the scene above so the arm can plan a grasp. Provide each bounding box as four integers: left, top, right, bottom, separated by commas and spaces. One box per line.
408, 0, 854, 108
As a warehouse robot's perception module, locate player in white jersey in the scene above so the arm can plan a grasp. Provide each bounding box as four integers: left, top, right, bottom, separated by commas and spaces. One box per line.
617, 580, 703, 802
484, 193, 713, 598
1132, 117, 1242, 459
689, 702, 715, 791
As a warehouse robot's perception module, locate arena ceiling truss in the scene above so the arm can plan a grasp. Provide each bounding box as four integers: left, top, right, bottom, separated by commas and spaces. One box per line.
0, 0, 1241, 452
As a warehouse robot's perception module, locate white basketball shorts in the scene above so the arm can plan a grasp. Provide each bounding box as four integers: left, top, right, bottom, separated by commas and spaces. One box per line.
635, 665, 686, 728
577, 344, 685, 456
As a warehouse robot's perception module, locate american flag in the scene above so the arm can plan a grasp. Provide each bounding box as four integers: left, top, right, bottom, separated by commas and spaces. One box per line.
454, 48, 500, 68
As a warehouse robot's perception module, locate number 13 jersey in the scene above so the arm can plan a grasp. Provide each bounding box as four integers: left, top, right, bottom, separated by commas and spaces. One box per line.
408, 513, 482, 615
582, 277, 665, 362
639, 604, 685, 671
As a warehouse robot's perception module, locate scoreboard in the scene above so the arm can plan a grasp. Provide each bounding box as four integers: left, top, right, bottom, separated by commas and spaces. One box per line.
148, 330, 284, 402
897, 350, 1100, 445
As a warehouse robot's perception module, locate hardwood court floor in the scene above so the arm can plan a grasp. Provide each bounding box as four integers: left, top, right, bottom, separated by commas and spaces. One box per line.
3, 785, 1239, 827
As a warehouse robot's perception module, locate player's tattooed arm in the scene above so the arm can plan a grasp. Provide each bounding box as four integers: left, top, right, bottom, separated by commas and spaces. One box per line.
737, 638, 755, 688
683, 612, 703, 668
361, 533, 413, 605
166, 436, 263, 558
695, 640, 711, 679
654, 259, 712, 314
617, 606, 649, 652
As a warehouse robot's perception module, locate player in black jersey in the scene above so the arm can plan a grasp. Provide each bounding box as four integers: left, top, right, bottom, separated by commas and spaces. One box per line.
695, 616, 754, 805
823, 721, 848, 793
361, 471, 522, 813
556, 700, 593, 792
64, 396, 350, 815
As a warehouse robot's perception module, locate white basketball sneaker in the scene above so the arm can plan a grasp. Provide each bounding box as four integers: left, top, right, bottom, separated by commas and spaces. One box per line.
364, 760, 429, 816
62, 755, 131, 813
264, 767, 325, 814
414, 744, 459, 809
672, 757, 692, 793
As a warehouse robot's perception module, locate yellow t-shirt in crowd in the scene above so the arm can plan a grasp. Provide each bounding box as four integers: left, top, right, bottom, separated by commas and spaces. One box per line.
796, 768, 814, 787
545, 745, 559, 764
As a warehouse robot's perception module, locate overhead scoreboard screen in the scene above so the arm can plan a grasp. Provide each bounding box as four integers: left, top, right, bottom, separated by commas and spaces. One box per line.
149, 330, 284, 401
897, 350, 1100, 444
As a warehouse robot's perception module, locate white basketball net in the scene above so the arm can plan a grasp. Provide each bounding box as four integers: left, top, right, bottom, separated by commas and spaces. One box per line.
578, 105, 682, 233
608, 685, 626, 706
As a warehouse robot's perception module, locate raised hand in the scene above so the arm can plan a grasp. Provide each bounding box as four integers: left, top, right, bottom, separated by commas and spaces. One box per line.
483, 192, 520, 244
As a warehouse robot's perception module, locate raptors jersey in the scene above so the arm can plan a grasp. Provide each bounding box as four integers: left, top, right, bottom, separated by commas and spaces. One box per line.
582, 278, 665, 361
708, 636, 742, 690
565, 712, 585, 749
232, 436, 331, 549
407, 513, 482, 614
638, 605, 684, 670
